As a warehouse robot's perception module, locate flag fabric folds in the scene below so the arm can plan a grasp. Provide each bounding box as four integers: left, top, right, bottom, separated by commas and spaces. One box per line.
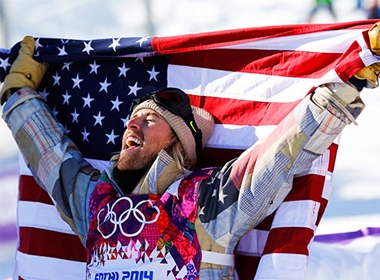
0, 19, 378, 279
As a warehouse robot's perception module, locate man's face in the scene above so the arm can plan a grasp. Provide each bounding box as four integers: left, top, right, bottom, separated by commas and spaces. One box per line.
117, 108, 176, 170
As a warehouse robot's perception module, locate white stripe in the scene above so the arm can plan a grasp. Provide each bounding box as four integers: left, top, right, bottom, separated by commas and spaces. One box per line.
86, 157, 112, 172
16, 251, 85, 280
19, 154, 31, 176
271, 200, 320, 230
255, 253, 308, 280
235, 229, 269, 256
207, 123, 275, 149
17, 125, 276, 167
360, 47, 380, 66
18, 200, 76, 234
218, 29, 365, 53
208, 125, 336, 153
19, 153, 110, 176
307, 149, 329, 176
17, 125, 333, 169
321, 171, 333, 200
295, 149, 330, 177
201, 250, 235, 266
293, 148, 334, 200
167, 65, 318, 102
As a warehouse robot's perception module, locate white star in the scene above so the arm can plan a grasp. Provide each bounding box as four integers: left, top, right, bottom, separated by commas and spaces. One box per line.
198, 206, 205, 216
82, 41, 94, 55
121, 116, 129, 127
128, 82, 142, 96
118, 63, 130, 77
111, 96, 123, 111
136, 36, 149, 47
212, 189, 217, 197
34, 38, 43, 50
61, 39, 70, 44
218, 188, 228, 204
0, 57, 11, 71
71, 108, 80, 123
108, 38, 121, 52
208, 176, 217, 186
89, 60, 100, 74
81, 127, 90, 142
147, 66, 159, 81
52, 72, 61, 86
93, 111, 105, 126
135, 57, 144, 63
106, 129, 119, 145
38, 88, 49, 101
99, 78, 111, 93
57, 45, 68, 56
62, 62, 73, 70
52, 106, 59, 116
82, 93, 94, 108
64, 125, 71, 134
62, 90, 71, 105
72, 73, 83, 89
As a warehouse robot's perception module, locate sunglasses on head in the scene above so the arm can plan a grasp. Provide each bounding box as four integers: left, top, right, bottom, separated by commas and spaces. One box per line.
129, 87, 203, 158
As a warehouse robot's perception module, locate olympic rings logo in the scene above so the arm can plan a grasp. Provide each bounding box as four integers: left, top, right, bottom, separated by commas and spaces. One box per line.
97, 197, 160, 238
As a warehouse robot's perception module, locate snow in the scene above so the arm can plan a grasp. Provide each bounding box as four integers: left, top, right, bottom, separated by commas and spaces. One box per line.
0, 0, 379, 279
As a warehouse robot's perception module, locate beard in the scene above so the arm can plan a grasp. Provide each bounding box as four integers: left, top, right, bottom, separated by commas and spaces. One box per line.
116, 139, 177, 171
116, 126, 177, 171
116, 150, 156, 171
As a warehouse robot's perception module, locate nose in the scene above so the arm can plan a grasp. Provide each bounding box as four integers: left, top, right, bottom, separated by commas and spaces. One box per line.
126, 116, 141, 130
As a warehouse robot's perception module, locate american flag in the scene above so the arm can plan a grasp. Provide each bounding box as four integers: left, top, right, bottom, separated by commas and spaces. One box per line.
0, 20, 378, 279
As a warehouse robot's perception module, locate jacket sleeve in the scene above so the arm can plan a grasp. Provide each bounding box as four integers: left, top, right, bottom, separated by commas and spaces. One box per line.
2, 87, 100, 245
198, 96, 348, 252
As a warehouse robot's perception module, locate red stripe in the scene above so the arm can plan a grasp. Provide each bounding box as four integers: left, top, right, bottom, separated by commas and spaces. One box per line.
170, 49, 341, 78
234, 254, 260, 280
288, 174, 329, 226
328, 143, 338, 172
151, 21, 376, 55
255, 212, 276, 231
286, 174, 326, 202
198, 147, 243, 168
18, 226, 87, 262
316, 197, 329, 227
244, 175, 328, 232
334, 40, 367, 82
262, 227, 315, 255
189, 95, 301, 126
19, 175, 54, 205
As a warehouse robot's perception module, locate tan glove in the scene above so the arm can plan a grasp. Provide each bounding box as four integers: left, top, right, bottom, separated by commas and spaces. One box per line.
353, 22, 380, 88
368, 22, 380, 55
354, 63, 380, 88
0, 36, 47, 105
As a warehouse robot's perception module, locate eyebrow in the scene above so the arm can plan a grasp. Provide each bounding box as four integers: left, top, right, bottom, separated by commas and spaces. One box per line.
131, 110, 161, 119
146, 111, 160, 118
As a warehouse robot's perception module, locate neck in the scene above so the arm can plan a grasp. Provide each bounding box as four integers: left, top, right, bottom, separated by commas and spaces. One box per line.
112, 166, 147, 194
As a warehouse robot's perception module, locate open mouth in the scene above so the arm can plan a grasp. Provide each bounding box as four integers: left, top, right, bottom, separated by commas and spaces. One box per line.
125, 136, 142, 149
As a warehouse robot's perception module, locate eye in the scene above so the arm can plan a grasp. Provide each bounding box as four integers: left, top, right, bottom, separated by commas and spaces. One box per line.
144, 112, 159, 124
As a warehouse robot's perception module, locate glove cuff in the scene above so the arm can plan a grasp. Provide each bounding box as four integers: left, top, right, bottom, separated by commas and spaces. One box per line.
1, 72, 37, 94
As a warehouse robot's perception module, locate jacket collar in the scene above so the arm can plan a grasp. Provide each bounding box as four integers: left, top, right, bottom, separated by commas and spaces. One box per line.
107, 149, 191, 195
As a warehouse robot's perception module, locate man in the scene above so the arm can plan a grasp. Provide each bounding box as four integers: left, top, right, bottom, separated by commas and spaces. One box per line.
0, 34, 378, 280
308, 0, 337, 23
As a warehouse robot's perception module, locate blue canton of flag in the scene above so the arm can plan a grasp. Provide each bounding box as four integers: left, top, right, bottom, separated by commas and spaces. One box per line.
1, 37, 169, 161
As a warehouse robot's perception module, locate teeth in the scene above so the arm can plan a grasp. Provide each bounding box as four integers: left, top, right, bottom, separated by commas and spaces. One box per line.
126, 136, 142, 147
